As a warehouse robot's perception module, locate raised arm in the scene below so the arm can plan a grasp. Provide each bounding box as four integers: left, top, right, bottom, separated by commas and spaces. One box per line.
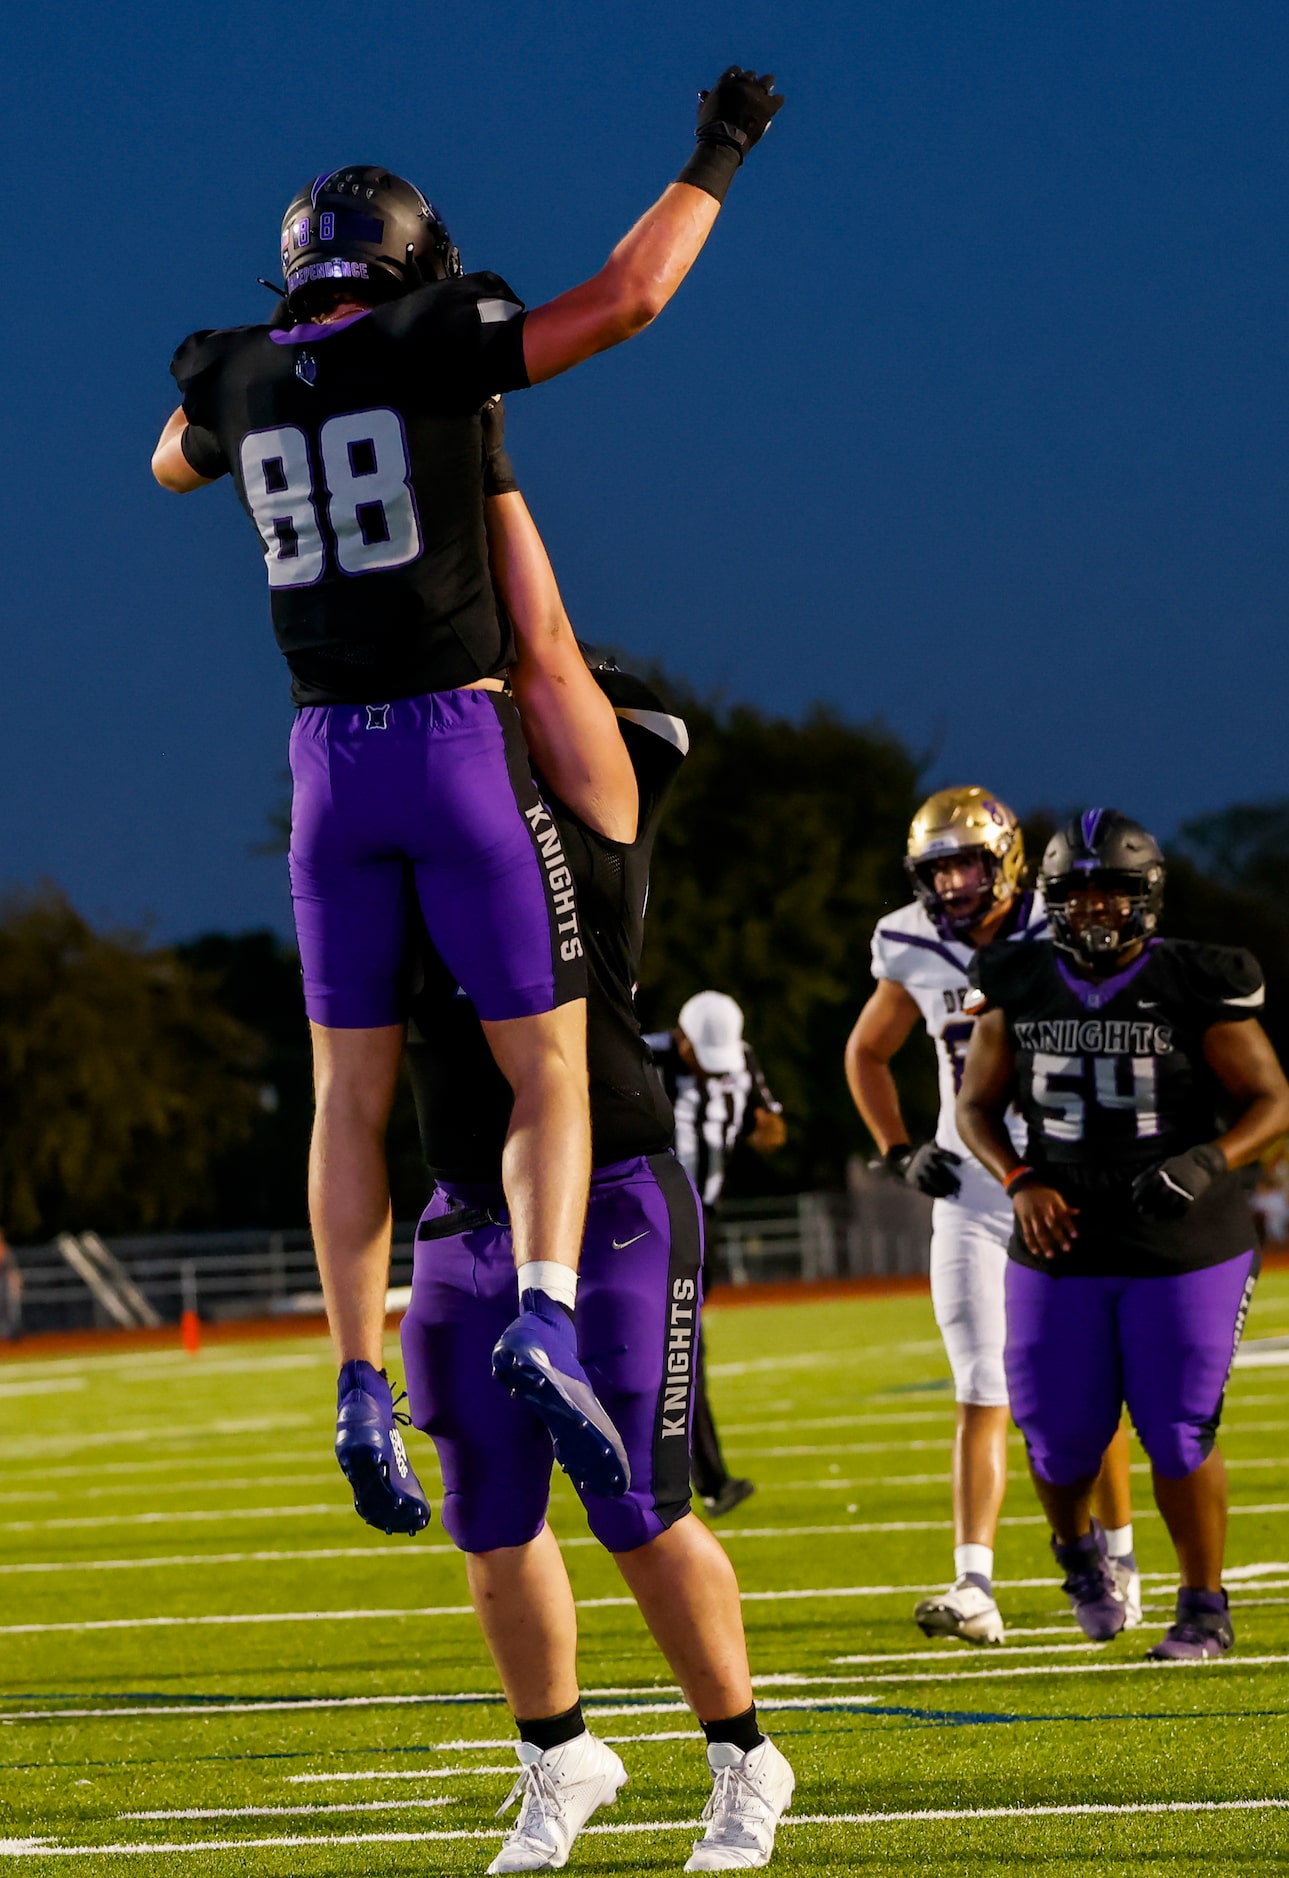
522, 67, 784, 385
482, 412, 637, 841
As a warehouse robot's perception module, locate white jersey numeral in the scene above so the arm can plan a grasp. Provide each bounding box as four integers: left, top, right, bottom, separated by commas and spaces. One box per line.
239, 410, 422, 588
319, 409, 422, 574
1031, 1053, 1085, 1142
1031, 1052, 1161, 1144
240, 426, 325, 588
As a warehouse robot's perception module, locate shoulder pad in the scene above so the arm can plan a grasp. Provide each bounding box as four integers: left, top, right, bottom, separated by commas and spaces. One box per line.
170, 324, 264, 392
1164, 940, 1266, 1018
871, 904, 966, 983
381, 271, 525, 341
596, 669, 688, 755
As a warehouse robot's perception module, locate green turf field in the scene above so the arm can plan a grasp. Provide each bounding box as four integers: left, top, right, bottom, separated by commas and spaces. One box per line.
2, 1276, 1288, 1875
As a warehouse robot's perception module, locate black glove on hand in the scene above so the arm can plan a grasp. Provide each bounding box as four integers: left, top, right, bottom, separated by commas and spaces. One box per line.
885, 1141, 963, 1199
678, 67, 784, 204
1131, 1142, 1227, 1222
480, 396, 519, 498
696, 66, 785, 157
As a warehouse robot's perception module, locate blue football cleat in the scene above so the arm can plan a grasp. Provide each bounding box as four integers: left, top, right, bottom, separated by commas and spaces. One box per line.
491, 1291, 631, 1499
1052, 1519, 1127, 1642
334, 1360, 432, 1536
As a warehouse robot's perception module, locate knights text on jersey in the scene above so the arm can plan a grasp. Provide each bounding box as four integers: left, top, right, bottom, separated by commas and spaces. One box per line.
404, 674, 688, 1179
870, 894, 1047, 1175
170, 273, 530, 705
970, 936, 1264, 1275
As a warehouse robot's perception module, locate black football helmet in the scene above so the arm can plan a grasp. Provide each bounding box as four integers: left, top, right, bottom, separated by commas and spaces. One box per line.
1038, 808, 1165, 969
280, 168, 461, 317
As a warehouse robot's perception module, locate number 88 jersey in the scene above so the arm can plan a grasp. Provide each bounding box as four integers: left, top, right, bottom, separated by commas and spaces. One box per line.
169, 273, 531, 707
969, 935, 1266, 1272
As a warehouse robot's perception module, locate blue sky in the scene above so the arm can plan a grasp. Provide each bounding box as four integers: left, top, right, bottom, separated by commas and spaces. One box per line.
4, 1, 1288, 937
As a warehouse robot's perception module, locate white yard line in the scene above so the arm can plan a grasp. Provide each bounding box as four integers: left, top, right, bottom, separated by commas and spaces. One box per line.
0, 1473, 342, 1508
287, 1766, 516, 1782
818, 1644, 1101, 1668
0, 1418, 314, 1461
0, 1378, 86, 1399
290, 1735, 704, 1766
0, 1545, 457, 1575
120, 1799, 455, 1820
8, 1649, 1289, 1726
3, 1797, 1289, 1857
0, 1503, 349, 1534
707, 1342, 942, 1379
722, 1410, 953, 1434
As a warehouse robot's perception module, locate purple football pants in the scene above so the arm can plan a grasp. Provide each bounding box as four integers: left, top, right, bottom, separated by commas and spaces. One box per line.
400, 1152, 704, 1554
288, 688, 584, 1027
1005, 1251, 1258, 1483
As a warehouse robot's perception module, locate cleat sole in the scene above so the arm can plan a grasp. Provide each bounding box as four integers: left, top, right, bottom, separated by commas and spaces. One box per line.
335, 1440, 431, 1536
492, 1348, 629, 1499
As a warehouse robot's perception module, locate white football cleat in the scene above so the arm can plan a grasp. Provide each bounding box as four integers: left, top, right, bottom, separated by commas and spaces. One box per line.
914, 1576, 1006, 1645
1108, 1554, 1143, 1629
488, 1732, 627, 1873
684, 1736, 795, 1870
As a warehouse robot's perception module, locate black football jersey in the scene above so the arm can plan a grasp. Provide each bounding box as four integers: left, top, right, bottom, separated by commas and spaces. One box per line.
970, 937, 1265, 1274
404, 673, 688, 1179
170, 274, 530, 705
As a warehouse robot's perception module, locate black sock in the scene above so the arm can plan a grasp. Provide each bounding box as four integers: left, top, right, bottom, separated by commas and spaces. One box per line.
517, 1699, 585, 1753
702, 1705, 764, 1754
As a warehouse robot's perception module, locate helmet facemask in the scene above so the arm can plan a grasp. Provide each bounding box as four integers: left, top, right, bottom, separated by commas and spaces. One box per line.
905, 844, 1009, 939
1043, 868, 1161, 970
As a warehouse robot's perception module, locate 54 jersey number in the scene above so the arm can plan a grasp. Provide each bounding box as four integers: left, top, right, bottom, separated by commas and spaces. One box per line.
1030, 1052, 1160, 1143
240, 409, 421, 586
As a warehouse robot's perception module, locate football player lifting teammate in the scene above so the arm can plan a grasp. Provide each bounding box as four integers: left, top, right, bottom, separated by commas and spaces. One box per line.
391, 415, 793, 1873
957, 810, 1289, 1657
150, 70, 784, 1521
846, 789, 1137, 1644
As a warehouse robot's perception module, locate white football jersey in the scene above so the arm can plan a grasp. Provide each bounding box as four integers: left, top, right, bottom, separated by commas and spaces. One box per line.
870, 892, 1047, 1205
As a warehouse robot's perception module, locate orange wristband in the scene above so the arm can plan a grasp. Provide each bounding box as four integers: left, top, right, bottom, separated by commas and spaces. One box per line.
1003, 1164, 1037, 1194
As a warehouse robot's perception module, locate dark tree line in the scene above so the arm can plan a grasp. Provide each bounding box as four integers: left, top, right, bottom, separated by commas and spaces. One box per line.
3, 709, 1288, 1239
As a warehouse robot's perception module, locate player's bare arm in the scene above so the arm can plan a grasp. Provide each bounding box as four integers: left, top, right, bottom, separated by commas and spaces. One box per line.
844, 979, 923, 1154
958, 1006, 1078, 1260
1131, 1018, 1289, 1222
1205, 1020, 1289, 1167
522, 68, 784, 384
151, 405, 213, 492
481, 446, 637, 842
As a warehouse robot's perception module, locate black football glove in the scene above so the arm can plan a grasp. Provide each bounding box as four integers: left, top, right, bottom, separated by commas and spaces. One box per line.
696, 66, 785, 159
885, 1142, 963, 1199
1131, 1142, 1227, 1222
480, 396, 519, 498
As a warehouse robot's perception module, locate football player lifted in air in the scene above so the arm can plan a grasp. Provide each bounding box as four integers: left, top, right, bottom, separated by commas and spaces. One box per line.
845, 789, 1137, 1644
957, 810, 1289, 1656
391, 412, 793, 1874
150, 70, 784, 1523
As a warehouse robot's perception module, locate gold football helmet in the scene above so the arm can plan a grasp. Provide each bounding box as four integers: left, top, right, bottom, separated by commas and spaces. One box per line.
905, 786, 1025, 936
